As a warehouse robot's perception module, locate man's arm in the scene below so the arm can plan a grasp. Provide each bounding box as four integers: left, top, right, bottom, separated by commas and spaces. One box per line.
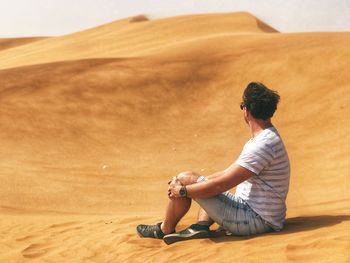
186, 164, 255, 198
206, 170, 225, 180
206, 161, 238, 180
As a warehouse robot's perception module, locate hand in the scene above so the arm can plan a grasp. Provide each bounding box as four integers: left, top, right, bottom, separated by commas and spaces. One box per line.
167, 176, 182, 199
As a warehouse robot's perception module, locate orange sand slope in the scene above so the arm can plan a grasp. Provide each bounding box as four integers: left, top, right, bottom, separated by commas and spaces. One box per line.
0, 12, 349, 262
0, 37, 48, 52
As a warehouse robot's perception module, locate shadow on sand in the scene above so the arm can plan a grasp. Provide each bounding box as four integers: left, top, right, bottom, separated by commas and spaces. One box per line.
209, 215, 350, 243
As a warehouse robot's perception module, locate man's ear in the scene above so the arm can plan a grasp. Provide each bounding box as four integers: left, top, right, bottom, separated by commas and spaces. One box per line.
244, 108, 249, 119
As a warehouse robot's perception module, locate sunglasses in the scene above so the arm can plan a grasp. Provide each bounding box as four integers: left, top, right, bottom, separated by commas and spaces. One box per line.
240, 102, 246, 110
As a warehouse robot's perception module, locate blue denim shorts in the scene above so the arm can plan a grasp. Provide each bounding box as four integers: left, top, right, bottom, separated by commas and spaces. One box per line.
194, 176, 273, 236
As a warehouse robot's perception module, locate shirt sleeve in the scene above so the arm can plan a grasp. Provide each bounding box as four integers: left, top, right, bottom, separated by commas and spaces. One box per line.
236, 139, 274, 175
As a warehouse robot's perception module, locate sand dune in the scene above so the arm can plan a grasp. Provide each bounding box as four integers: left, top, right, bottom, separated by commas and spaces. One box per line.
0, 12, 277, 70
0, 12, 349, 262
0, 37, 48, 52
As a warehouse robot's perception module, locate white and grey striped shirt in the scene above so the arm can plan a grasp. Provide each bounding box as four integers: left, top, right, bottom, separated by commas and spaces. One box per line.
235, 127, 290, 230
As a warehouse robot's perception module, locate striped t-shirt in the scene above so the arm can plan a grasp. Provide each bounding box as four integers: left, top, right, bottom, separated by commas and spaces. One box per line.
235, 127, 290, 230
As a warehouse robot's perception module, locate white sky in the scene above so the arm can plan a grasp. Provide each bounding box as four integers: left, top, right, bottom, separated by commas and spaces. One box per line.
0, 0, 350, 37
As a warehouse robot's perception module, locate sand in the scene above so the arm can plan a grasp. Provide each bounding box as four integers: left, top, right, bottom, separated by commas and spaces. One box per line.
0, 37, 48, 52
0, 12, 349, 262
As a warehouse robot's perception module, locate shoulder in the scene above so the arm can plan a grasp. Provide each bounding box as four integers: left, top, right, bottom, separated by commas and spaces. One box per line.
256, 127, 282, 149
242, 127, 283, 160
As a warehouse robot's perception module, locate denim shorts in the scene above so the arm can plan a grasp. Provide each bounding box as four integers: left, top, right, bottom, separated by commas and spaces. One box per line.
194, 176, 273, 236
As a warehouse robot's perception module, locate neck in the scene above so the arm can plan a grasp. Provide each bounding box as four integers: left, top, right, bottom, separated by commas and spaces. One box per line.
249, 119, 273, 138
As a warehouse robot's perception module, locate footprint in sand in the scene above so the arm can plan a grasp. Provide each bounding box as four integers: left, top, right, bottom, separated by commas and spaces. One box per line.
22, 243, 51, 258
16, 234, 38, 242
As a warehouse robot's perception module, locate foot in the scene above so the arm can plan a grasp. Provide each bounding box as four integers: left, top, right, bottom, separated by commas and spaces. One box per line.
163, 223, 210, 245
136, 222, 166, 239
209, 225, 233, 238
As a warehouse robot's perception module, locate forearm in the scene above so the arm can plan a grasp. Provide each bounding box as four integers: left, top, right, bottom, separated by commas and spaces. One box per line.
206, 162, 236, 180
186, 177, 228, 199
206, 170, 225, 180
186, 164, 255, 199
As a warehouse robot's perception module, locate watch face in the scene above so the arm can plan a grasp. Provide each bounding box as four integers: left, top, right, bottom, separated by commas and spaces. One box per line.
179, 186, 186, 197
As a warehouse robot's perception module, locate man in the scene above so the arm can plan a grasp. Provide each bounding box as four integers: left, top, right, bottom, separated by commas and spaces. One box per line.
137, 82, 290, 244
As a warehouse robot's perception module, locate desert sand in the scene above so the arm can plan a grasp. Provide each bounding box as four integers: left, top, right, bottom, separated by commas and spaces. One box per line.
0, 37, 48, 52
0, 12, 349, 262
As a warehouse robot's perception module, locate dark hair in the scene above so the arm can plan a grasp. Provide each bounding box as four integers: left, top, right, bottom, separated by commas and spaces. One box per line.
242, 82, 280, 120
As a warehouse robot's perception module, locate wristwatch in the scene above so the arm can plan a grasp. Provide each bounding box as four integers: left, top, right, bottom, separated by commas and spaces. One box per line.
179, 186, 187, 197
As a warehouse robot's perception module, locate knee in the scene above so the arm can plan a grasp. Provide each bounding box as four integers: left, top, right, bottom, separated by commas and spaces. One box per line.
176, 171, 200, 186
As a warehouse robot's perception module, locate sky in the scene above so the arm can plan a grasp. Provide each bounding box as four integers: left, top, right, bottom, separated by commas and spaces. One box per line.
1, 0, 350, 37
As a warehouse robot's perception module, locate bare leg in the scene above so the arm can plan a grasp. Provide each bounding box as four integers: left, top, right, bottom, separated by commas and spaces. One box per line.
161, 171, 201, 234
161, 197, 191, 234
197, 208, 214, 226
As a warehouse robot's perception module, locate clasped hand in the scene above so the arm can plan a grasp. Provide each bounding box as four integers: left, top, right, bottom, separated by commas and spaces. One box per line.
167, 176, 182, 199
